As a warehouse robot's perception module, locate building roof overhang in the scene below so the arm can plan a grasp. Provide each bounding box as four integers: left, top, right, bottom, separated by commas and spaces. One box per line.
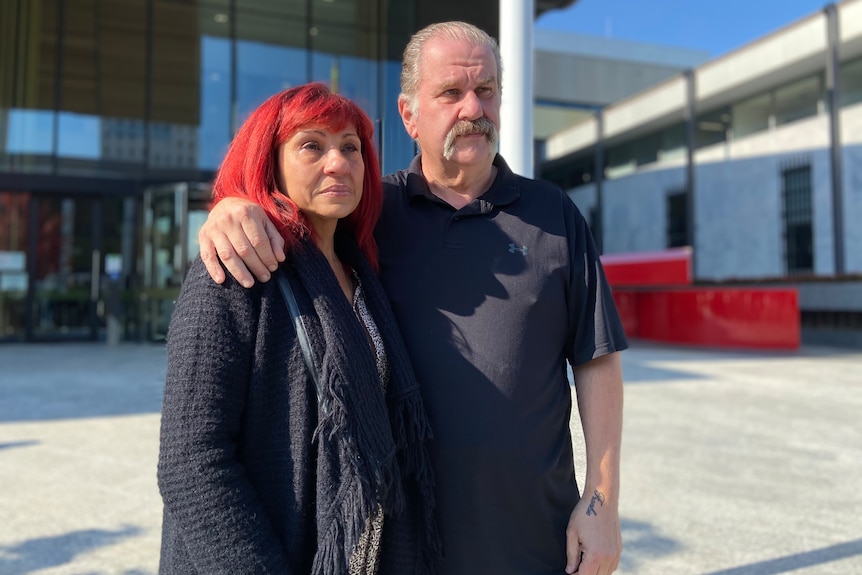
536, 0, 578, 17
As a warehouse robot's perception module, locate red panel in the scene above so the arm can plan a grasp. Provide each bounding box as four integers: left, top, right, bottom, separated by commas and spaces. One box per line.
601, 247, 692, 287
611, 290, 639, 336
611, 288, 799, 350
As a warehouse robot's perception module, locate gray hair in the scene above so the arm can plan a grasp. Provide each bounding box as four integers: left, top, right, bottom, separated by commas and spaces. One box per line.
400, 21, 502, 115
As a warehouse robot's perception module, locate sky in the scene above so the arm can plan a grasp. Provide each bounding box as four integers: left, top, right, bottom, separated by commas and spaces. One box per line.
535, 0, 833, 58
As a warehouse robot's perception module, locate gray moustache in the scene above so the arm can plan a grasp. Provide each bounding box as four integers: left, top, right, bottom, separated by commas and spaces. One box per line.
450, 119, 496, 139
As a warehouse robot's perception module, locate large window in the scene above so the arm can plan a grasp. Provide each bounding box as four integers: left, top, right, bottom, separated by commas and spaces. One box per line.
666, 189, 688, 248
730, 74, 823, 141
1, 0, 412, 178
605, 122, 685, 180
149, 0, 207, 172
841, 57, 862, 108
541, 152, 594, 191
1, 0, 60, 173
731, 93, 771, 139
61, 0, 149, 173
774, 76, 820, 127
781, 162, 813, 275
695, 108, 730, 149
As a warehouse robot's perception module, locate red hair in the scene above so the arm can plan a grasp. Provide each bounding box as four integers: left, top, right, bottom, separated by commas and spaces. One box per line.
212, 83, 382, 269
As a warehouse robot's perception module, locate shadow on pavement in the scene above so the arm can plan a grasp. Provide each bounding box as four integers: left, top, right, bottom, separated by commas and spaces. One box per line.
0, 440, 40, 451
0, 343, 167, 423
701, 538, 862, 575
0, 525, 143, 574
619, 517, 681, 572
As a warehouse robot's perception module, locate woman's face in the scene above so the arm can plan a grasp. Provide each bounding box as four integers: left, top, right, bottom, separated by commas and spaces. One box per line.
276, 124, 364, 234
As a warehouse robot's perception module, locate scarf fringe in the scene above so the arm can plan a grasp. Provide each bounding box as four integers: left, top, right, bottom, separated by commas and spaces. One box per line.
292, 236, 441, 573
390, 390, 442, 571
313, 359, 408, 573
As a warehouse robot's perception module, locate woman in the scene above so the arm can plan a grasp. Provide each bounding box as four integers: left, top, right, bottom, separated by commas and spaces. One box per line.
157, 83, 438, 575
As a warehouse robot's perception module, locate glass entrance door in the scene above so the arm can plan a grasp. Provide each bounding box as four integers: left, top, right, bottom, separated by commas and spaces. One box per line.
141, 182, 212, 340
28, 195, 100, 340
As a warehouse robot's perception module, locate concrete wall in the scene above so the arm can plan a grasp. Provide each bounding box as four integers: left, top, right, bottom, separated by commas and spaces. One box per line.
842, 102, 862, 273
566, 183, 597, 218
564, 104, 862, 280
597, 160, 687, 255
534, 29, 709, 108
534, 51, 693, 108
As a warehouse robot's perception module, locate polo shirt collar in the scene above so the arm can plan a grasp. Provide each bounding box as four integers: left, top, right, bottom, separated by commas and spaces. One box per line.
404, 153, 521, 207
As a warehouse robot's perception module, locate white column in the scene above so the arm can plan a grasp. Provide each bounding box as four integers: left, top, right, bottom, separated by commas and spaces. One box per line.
499, 0, 535, 177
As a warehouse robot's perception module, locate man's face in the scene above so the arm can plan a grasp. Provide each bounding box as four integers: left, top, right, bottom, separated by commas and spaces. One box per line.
400, 37, 501, 170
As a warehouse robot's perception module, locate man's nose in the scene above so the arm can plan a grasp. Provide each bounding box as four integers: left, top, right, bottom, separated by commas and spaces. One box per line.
458, 91, 483, 121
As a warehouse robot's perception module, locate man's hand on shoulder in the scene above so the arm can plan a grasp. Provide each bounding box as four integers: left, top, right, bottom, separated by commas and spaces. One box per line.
198, 197, 285, 287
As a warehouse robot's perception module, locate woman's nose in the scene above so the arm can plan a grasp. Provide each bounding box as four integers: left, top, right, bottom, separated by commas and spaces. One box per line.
324, 149, 349, 174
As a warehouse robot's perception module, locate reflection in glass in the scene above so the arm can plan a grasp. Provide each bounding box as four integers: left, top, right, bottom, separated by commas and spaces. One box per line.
141, 182, 212, 340
311, 53, 379, 121
57, 112, 101, 159
237, 41, 307, 123
199, 36, 232, 170
7, 110, 54, 154
0, 192, 29, 340
32, 196, 96, 338
380, 60, 416, 174
101, 117, 147, 165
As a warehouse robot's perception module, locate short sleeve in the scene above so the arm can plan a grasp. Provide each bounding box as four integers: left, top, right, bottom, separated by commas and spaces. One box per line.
563, 198, 628, 366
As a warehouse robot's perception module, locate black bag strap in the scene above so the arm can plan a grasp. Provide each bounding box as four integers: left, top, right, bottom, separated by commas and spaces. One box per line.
274, 268, 325, 407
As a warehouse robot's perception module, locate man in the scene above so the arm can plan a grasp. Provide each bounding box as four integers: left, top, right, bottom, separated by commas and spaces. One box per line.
198, 21, 626, 575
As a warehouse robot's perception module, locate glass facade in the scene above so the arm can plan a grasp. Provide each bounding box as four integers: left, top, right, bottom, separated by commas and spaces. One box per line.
1, 0, 416, 177
0, 0, 424, 342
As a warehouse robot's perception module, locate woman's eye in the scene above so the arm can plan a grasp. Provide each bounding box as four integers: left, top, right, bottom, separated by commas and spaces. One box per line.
343, 143, 360, 153
301, 142, 321, 151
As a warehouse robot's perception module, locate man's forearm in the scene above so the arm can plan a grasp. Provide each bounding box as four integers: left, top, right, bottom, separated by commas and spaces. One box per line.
573, 352, 623, 506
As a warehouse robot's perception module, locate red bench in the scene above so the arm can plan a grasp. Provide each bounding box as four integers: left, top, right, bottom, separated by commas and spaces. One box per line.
600, 248, 799, 350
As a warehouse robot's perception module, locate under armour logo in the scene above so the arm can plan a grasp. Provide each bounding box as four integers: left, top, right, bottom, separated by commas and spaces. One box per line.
508, 243, 528, 255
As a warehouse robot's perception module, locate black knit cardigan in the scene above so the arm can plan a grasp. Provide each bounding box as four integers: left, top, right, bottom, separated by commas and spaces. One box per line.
157, 234, 438, 574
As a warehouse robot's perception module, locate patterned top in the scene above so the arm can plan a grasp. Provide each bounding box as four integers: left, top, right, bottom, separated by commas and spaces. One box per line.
348, 271, 389, 575
352, 271, 390, 391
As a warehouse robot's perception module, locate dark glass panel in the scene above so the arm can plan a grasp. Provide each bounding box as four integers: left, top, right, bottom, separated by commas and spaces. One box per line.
149, 0, 203, 172
0, 191, 29, 340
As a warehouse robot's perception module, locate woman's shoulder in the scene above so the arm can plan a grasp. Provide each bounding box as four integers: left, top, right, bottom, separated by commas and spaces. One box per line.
176, 257, 272, 307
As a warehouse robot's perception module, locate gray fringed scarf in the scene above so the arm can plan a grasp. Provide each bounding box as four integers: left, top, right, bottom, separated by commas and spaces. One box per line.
285, 232, 440, 575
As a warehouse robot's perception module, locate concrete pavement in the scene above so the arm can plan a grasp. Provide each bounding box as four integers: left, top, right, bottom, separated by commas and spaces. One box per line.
1, 341, 860, 574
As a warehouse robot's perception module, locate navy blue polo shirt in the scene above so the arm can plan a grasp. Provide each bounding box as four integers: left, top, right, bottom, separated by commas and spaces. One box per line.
376, 154, 627, 575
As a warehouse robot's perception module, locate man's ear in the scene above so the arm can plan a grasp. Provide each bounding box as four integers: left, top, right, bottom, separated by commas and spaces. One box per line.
397, 95, 419, 140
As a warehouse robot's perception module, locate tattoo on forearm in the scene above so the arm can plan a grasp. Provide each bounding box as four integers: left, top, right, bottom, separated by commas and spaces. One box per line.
586, 490, 605, 517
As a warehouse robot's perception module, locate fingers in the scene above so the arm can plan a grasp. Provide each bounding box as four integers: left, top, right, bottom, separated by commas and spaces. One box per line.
197, 198, 281, 287
214, 225, 261, 288
264, 216, 286, 265
565, 533, 583, 574
569, 545, 620, 575
198, 228, 226, 284
236, 215, 285, 282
